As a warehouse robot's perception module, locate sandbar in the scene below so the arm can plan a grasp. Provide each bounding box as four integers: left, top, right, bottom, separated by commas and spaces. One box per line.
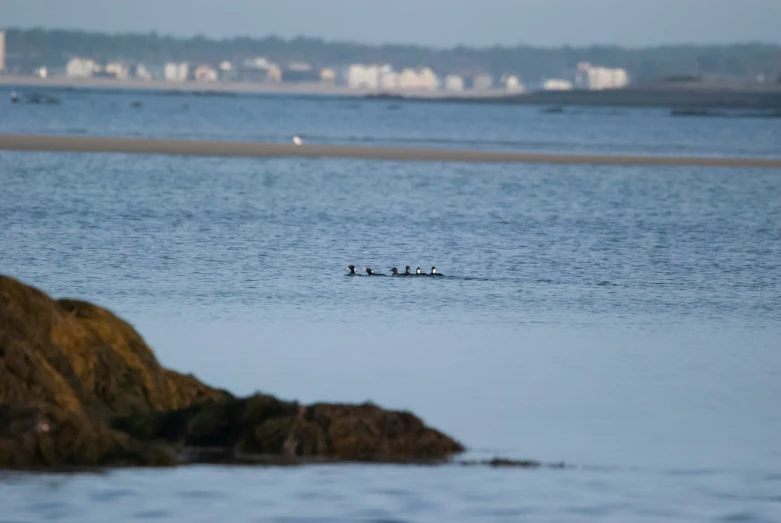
1, 133, 780, 168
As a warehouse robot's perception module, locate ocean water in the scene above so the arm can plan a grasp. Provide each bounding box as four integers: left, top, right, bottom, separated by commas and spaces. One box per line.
2, 86, 781, 157
1, 91, 781, 522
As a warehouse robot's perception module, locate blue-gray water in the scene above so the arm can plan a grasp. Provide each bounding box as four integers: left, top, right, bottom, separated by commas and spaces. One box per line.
1, 90, 780, 522
2, 87, 781, 157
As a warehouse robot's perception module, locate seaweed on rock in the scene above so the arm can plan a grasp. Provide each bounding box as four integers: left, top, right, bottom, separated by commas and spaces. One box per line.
0, 275, 463, 469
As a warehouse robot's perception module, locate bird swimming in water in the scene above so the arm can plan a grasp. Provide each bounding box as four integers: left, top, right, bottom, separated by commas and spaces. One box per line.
363, 268, 386, 276
404, 266, 412, 275
429, 266, 443, 276
390, 267, 409, 276
415, 267, 423, 275
345, 265, 357, 275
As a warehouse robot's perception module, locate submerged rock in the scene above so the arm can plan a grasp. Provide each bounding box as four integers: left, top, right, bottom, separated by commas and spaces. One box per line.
0, 275, 463, 469
456, 457, 569, 469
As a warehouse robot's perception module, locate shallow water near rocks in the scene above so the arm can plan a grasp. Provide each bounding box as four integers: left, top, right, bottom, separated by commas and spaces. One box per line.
1, 92, 781, 521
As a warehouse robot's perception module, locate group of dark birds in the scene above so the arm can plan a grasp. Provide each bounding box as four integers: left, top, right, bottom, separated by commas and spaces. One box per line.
345, 265, 443, 277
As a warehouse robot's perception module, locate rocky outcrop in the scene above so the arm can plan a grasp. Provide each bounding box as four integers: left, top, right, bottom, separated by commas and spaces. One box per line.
0, 276, 463, 469
0, 404, 175, 468
114, 395, 463, 463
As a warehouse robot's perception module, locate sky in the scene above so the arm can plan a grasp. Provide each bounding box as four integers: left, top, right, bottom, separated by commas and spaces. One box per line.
2, 0, 780, 48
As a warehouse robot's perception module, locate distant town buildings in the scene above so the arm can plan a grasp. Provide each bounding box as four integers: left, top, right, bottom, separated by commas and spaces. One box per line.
399, 67, 439, 90
164, 62, 189, 82
104, 62, 129, 80
66, 58, 100, 78
134, 64, 152, 80
265, 66, 282, 83
194, 64, 218, 82
543, 79, 574, 91
4, 37, 637, 97
66, 58, 127, 79
345, 64, 440, 90
379, 67, 399, 89
240, 57, 281, 83
575, 62, 629, 90
320, 68, 336, 83
502, 75, 524, 92
218, 61, 233, 81
347, 64, 382, 89
0, 30, 5, 72
16, 51, 532, 95
444, 74, 465, 91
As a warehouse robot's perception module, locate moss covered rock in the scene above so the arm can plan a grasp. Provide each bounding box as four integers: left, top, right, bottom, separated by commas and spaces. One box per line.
115, 396, 462, 463
0, 404, 176, 469
0, 275, 463, 469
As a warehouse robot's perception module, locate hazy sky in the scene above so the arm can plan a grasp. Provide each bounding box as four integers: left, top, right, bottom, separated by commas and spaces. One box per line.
2, 0, 780, 47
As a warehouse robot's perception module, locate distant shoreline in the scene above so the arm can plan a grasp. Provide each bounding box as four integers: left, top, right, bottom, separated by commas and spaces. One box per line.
3, 74, 781, 109
1, 133, 779, 168
0, 74, 510, 99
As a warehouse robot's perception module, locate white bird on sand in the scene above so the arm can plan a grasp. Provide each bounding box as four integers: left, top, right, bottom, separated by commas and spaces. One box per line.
292, 135, 303, 146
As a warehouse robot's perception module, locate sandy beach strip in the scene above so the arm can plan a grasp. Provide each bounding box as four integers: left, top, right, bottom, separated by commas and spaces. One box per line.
1, 133, 780, 168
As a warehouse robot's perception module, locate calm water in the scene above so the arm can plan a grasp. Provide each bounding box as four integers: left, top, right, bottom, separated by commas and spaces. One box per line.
2, 86, 781, 157
1, 90, 780, 522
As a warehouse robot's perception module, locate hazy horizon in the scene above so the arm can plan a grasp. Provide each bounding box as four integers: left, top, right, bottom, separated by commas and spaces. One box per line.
5, 26, 781, 51
3, 0, 781, 48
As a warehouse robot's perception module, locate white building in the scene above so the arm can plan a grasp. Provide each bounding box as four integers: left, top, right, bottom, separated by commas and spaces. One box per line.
418, 67, 440, 90
543, 79, 574, 91
266, 65, 282, 83
575, 62, 590, 88
218, 61, 233, 81
240, 57, 281, 82
244, 57, 274, 69
575, 62, 629, 90
320, 68, 336, 83
347, 64, 439, 90
66, 58, 100, 78
194, 64, 218, 82
105, 62, 129, 80
502, 75, 524, 92
164, 62, 189, 82
347, 64, 381, 89
135, 64, 152, 80
380, 70, 399, 89
472, 74, 494, 90
587, 67, 628, 90
444, 74, 465, 92
397, 67, 439, 90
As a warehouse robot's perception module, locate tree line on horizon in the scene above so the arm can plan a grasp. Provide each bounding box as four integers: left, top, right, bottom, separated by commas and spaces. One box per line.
5, 28, 781, 84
